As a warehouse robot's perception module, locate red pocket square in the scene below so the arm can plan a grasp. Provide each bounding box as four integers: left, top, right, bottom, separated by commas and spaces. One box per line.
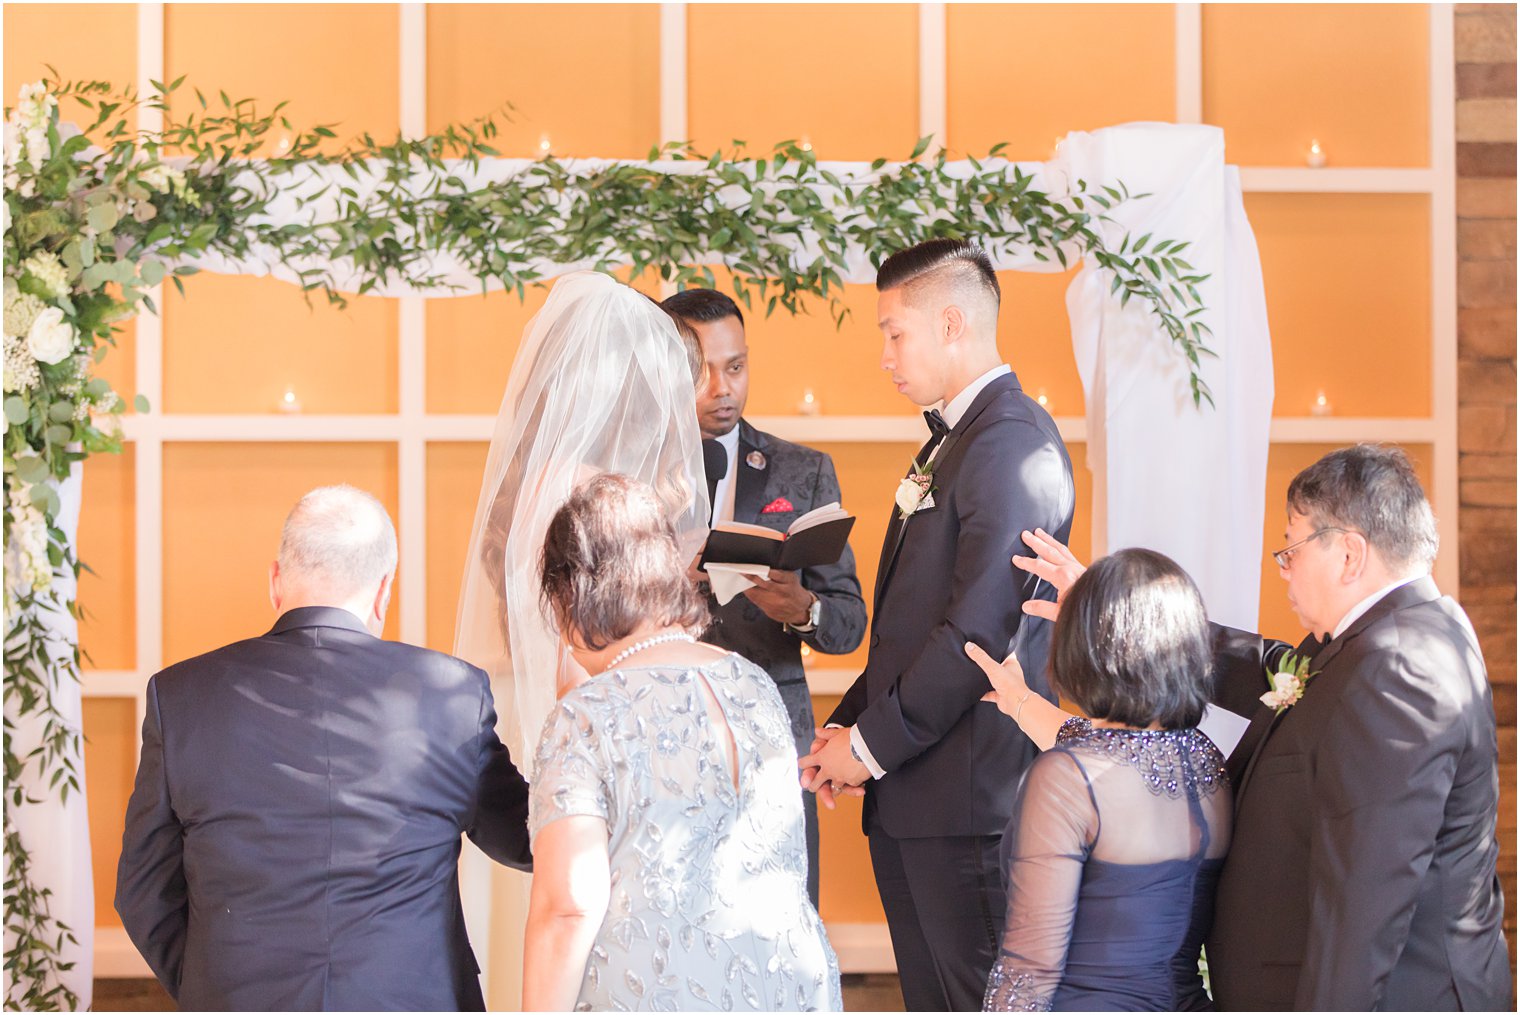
760, 497, 795, 514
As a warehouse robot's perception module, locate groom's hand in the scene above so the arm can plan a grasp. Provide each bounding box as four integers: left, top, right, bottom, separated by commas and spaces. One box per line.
799, 727, 866, 810
799, 726, 869, 798
743, 569, 813, 625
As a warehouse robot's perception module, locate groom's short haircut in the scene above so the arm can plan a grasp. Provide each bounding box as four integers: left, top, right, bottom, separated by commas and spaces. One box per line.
278, 485, 397, 593
1287, 443, 1439, 572
661, 288, 745, 327
1050, 547, 1212, 730
875, 238, 1001, 316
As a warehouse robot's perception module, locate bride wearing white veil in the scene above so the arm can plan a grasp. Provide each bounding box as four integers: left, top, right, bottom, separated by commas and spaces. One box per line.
454, 270, 709, 772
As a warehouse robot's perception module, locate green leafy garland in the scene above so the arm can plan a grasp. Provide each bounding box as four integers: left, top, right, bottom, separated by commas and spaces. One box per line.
2, 75, 1211, 1009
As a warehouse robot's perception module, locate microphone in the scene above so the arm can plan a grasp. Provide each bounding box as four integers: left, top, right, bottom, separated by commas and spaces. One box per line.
702, 439, 727, 522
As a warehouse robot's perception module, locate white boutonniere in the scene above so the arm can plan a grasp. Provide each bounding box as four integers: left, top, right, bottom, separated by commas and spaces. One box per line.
1260, 651, 1317, 714
895, 458, 937, 519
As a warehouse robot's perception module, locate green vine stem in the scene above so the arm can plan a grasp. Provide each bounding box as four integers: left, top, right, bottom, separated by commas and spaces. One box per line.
3, 74, 1213, 1008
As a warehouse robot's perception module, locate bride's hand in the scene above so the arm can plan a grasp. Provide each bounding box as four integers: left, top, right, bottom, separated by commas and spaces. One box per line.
964, 641, 1029, 718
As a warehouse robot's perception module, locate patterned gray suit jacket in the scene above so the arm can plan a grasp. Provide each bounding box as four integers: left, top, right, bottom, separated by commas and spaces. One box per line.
700, 420, 867, 752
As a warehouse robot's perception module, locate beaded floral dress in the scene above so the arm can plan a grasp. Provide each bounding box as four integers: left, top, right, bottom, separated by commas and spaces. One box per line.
529, 653, 842, 1012
984, 718, 1231, 1012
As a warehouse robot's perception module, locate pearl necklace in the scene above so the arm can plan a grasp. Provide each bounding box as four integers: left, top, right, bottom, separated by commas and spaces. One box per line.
602, 631, 697, 672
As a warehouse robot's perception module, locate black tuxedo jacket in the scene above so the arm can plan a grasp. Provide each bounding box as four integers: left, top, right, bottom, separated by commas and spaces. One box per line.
1207, 579, 1510, 1011
114, 607, 533, 1011
828, 371, 1075, 838
701, 420, 867, 748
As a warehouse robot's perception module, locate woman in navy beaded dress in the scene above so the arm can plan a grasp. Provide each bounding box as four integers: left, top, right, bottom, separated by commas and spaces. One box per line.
965, 544, 1230, 1012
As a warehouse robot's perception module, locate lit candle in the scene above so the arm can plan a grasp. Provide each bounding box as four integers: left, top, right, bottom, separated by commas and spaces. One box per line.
800, 643, 812, 662
538, 134, 552, 155
797, 388, 820, 415
1306, 139, 1327, 169
278, 388, 302, 414
1036, 387, 1050, 409
800, 136, 813, 154
275, 133, 292, 153
1310, 390, 1331, 416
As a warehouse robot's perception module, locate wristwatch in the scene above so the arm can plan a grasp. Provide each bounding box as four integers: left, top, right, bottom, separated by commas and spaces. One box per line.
785, 592, 822, 635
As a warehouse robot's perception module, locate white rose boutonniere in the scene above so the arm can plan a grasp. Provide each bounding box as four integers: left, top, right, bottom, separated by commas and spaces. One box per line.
895, 458, 937, 520
25, 306, 76, 365
1260, 651, 1317, 714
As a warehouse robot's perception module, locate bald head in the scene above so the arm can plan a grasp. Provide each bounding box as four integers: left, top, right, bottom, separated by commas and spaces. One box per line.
271, 486, 397, 632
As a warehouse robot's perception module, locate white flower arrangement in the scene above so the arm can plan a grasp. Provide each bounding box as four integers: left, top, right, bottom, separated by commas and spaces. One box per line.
895, 458, 937, 519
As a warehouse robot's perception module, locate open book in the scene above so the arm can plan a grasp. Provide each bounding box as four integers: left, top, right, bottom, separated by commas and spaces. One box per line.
699, 502, 855, 572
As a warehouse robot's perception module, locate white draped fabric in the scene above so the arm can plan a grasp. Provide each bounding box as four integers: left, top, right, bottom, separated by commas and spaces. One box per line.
5, 464, 93, 1011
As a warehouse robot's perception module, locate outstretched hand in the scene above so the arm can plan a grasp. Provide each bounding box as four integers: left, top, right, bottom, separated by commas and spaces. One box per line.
964, 641, 1028, 717
1013, 527, 1087, 622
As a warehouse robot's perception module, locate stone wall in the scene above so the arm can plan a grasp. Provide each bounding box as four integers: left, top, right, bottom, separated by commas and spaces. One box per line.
1454, 2, 1516, 981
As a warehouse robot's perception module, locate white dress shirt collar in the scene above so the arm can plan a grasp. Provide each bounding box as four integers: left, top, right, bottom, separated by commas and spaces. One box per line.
1331, 574, 1424, 641
711, 426, 741, 522
941, 364, 1011, 430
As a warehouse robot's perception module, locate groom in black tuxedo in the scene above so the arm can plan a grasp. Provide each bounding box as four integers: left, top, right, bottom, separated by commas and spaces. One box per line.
801, 239, 1075, 1011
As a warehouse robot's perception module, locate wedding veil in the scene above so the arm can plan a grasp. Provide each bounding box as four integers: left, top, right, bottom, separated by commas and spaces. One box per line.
453, 271, 709, 773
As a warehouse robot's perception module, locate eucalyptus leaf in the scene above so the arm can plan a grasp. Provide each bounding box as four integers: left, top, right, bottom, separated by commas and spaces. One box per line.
4, 396, 29, 426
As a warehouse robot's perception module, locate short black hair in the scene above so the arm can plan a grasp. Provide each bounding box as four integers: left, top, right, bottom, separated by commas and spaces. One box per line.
875, 238, 1001, 307
1286, 444, 1438, 571
661, 288, 744, 326
1049, 548, 1212, 730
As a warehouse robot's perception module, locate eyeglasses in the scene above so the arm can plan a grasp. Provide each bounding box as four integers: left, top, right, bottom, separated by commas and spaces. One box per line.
1271, 527, 1356, 570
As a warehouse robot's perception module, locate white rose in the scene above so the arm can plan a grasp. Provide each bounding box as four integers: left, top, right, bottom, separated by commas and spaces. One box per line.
25, 306, 75, 364
895, 477, 924, 516
138, 164, 172, 192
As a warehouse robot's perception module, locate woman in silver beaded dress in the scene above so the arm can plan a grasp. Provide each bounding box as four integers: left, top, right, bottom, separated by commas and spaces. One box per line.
966, 545, 1231, 1011
521, 474, 841, 1012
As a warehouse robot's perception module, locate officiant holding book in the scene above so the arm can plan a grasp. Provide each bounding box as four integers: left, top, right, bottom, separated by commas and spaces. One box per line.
663, 289, 867, 905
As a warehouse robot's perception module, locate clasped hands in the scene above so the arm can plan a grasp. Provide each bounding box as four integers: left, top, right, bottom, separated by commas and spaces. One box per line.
798, 727, 868, 810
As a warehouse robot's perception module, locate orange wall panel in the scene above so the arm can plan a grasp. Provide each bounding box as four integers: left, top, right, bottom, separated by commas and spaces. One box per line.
812, 694, 886, 924
426, 442, 491, 654
688, 4, 919, 160
947, 4, 1175, 160
427, 289, 549, 415
1204, 4, 1429, 167
162, 443, 400, 665
83, 697, 138, 930
79, 445, 135, 671
1249, 193, 1431, 418
1256, 442, 1434, 640
428, 4, 660, 158
165, 4, 399, 153
162, 276, 398, 414
3, 3, 136, 121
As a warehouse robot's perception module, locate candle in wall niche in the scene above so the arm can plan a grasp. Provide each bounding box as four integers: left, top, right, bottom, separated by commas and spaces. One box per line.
1036, 387, 1050, 409
797, 388, 819, 415
800, 136, 813, 154
1310, 390, 1332, 416
538, 134, 552, 155
278, 388, 302, 414
275, 132, 292, 154
1306, 139, 1327, 169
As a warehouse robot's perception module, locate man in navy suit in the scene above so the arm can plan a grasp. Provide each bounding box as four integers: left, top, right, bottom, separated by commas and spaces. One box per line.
801, 239, 1076, 1010
115, 485, 532, 1011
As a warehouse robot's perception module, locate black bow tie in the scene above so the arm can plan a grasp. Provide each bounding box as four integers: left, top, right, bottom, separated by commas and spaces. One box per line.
924, 409, 950, 436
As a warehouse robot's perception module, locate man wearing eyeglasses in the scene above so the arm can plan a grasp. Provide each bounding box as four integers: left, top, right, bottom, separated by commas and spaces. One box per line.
1014, 444, 1509, 1012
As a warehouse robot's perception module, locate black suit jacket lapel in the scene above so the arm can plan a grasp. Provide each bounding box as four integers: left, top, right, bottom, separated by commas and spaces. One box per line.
1234, 577, 1442, 799
873, 373, 1022, 609
733, 420, 769, 523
